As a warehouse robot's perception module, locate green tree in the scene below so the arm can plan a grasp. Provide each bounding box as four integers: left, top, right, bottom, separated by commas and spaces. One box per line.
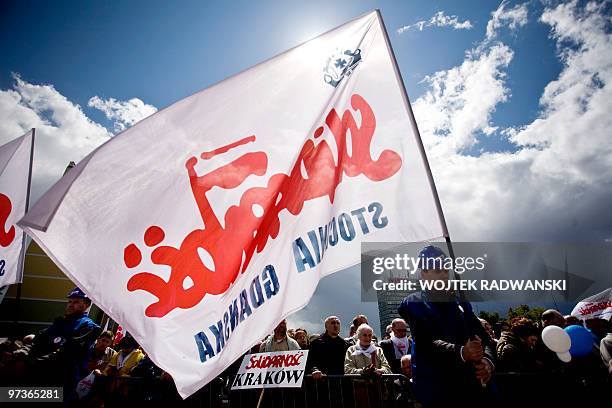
527, 307, 546, 322
506, 305, 545, 322
478, 311, 500, 325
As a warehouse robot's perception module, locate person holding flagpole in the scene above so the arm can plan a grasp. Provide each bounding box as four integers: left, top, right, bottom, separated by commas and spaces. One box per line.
27, 287, 100, 401
398, 245, 496, 407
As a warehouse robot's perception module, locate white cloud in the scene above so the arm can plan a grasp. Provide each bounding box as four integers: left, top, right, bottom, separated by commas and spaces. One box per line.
515, 0, 612, 184
486, 1, 529, 40
483, 126, 498, 136
0, 75, 111, 203
397, 11, 473, 34
88, 96, 157, 132
413, 44, 513, 156
413, 0, 612, 242
0, 76, 159, 204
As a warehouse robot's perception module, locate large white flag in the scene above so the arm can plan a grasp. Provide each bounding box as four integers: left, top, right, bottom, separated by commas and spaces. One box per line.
20, 11, 447, 397
0, 130, 34, 287
571, 287, 612, 321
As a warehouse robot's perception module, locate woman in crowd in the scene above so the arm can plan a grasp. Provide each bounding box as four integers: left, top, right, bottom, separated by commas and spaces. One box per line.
84, 331, 116, 374
103, 336, 144, 377
294, 328, 310, 350
496, 317, 539, 372
344, 324, 391, 375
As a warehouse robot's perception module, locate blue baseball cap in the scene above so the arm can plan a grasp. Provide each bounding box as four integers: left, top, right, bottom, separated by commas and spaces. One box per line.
418, 245, 448, 270
66, 287, 88, 299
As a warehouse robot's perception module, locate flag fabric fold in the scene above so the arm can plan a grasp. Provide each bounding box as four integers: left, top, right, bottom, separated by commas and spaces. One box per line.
19, 11, 446, 397
0, 129, 34, 287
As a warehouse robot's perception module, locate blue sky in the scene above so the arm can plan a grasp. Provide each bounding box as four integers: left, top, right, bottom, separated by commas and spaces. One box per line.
1, 0, 561, 144
1, 0, 610, 335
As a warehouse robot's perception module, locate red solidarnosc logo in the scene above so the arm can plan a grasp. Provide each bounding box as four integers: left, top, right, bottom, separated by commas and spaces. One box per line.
0, 193, 16, 248
124, 94, 402, 318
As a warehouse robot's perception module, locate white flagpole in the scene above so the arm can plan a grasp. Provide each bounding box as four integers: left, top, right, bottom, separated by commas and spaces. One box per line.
375, 10, 450, 239
14, 128, 35, 330
373, 16, 491, 393
375, 11, 466, 298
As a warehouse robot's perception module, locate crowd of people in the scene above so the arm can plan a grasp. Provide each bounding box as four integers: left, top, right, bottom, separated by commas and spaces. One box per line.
1, 246, 611, 407
0, 288, 174, 405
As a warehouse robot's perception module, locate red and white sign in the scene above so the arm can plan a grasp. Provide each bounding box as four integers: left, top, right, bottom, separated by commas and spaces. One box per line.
0, 130, 33, 287
113, 324, 126, 346
232, 350, 309, 390
572, 287, 612, 321
19, 11, 446, 397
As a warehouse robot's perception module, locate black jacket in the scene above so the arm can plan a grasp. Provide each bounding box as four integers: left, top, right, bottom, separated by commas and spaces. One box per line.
496, 331, 538, 373
379, 338, 411, 374
308, 332, 350, 375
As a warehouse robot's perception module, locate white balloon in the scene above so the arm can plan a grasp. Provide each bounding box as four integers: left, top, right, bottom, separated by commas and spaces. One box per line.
542, 325, 571, 353
556, 351, 572, 362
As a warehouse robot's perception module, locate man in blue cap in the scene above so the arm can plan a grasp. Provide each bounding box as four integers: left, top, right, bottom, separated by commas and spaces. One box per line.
29, 287, 101, 391
398, 245, 495, 407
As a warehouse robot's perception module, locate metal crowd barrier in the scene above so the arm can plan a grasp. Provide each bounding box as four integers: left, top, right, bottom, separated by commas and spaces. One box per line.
88, 374, 415, 408
78, 372, 610, 407
224, 374, 414, 408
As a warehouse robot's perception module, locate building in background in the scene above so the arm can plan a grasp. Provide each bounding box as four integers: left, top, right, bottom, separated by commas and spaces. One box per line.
0, 240, 106, 336
376, 276, 412, 338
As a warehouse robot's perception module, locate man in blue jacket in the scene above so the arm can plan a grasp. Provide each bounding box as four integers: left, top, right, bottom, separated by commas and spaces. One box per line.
29, 287, 101, 392
398, 246, 495, 407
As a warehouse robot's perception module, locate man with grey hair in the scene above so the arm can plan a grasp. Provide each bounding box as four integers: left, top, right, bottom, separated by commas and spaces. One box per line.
259, 319, 300, 352
400, 354, 412, 379
379, 318, 412, 373
345, 314, 380, 346
309, 316, 350, 379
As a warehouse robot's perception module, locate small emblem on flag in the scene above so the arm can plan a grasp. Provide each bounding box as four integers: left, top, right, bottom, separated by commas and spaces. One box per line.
324, 48, 362, 87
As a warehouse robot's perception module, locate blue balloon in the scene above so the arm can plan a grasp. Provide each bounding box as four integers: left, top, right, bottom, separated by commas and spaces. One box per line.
565, 325, 596, 357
